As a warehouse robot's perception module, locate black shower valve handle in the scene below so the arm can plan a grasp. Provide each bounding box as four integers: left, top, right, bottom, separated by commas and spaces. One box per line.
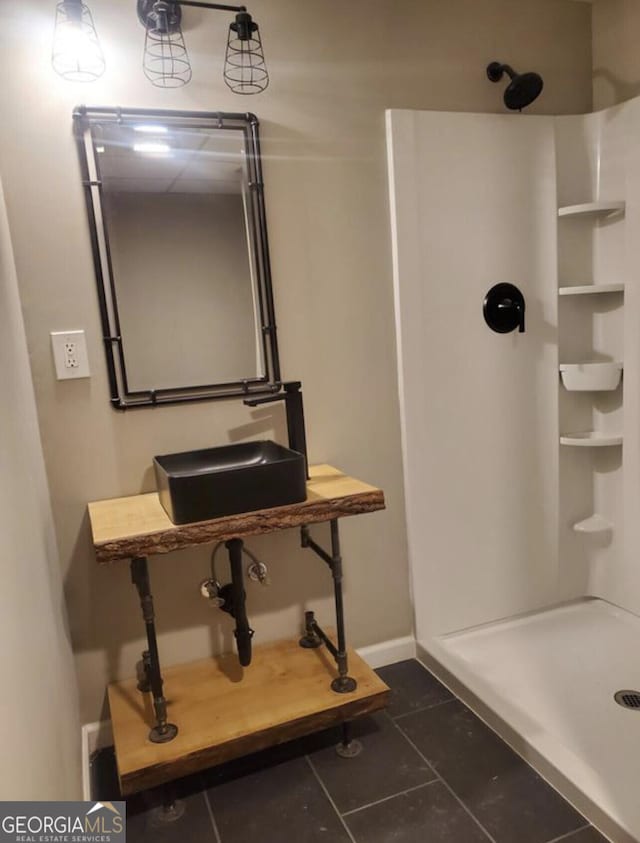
513, 299, 525, 333
483, 283, 526, 334
497, 297, 525, 332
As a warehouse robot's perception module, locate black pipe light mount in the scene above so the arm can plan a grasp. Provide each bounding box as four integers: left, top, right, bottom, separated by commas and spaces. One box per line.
137, 0, 269, 92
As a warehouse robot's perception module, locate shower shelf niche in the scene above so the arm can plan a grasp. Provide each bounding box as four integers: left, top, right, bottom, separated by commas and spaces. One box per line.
560, 432, 623, 447
559, 362, 623, 392
557, 201, 625, 218
558, 284, 624, 296
572, 514, 613, 534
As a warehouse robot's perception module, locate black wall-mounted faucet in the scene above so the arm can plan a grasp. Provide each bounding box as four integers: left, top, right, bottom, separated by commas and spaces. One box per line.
244, 381, 309, 478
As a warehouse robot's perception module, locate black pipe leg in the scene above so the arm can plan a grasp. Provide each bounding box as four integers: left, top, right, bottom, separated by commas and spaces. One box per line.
336, 720, 363, 759
148, 783, 186, 827
300, 522, 357, 693
329, 521, 357, 694
131, 557, 178, 744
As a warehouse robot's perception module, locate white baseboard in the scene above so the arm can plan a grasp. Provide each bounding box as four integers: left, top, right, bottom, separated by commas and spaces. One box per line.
81, 720, 113, 801
80, 635, 416, 798
357, 635, 416, 669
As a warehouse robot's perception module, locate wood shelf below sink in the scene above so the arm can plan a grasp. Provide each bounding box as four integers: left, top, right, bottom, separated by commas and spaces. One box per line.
109, 634, 390, 795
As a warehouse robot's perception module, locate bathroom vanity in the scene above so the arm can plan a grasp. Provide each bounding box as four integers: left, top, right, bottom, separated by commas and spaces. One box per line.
88, 464, 389, 795
78, 104, 389, 796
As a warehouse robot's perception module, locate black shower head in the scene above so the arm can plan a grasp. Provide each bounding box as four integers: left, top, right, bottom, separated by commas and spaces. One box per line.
487, 61, 544, 111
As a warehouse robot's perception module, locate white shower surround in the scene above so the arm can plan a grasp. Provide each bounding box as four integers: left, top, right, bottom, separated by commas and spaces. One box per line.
387, 99, 640, 842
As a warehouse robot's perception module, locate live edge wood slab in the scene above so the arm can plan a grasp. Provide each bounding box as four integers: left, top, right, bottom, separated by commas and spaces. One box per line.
88, 464, 385, 563
109, 635, 390, 795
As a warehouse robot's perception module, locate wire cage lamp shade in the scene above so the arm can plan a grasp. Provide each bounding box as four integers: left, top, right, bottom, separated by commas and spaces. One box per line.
52, 0, 105, 82
52, 0, 269, 93
140, 0, 192, 88
224, 11, 268, 94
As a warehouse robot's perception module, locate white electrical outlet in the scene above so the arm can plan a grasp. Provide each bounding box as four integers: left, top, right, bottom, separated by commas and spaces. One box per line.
51, 330, 90, 380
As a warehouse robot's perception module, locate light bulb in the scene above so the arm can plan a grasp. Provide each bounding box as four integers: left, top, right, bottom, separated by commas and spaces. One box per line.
133, 124, 169, 134
133, 142, 171, 155
52, 0, 105, 82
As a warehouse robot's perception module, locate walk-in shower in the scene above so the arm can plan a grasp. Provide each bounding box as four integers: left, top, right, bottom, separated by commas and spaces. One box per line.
386, 100, 640, 842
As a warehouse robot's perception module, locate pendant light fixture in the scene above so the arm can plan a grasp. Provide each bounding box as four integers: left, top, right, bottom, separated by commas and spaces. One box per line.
52, 0, 268, 92
138, 0, 268, 93
138, 0, 192, 88
224, 10, 268, 94
52, 0, 105, 82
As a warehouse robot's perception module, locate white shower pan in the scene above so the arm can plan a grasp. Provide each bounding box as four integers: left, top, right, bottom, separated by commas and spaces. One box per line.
421, 599, 640, 843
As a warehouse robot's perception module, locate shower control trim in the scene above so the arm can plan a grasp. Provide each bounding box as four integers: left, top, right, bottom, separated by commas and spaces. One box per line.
483, 283, 525, 334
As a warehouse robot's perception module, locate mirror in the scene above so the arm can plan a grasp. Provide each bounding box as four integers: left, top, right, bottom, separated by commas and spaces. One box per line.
74, 107, 281, 408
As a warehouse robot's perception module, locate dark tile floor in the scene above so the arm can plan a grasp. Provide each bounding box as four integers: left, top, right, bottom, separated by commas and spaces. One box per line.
91, 659, 610, 843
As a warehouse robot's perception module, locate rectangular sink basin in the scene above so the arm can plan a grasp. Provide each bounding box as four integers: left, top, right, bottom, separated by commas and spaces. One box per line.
154, 440, 307, 525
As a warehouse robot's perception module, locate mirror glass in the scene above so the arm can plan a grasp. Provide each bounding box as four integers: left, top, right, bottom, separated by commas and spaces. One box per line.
74, 109, 280, 408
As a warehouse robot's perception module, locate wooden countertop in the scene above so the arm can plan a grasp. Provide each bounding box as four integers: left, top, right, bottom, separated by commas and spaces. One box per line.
88, 464, 385, 564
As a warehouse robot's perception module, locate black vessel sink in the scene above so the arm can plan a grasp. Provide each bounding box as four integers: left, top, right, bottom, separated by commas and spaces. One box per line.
154, 440, 307, 525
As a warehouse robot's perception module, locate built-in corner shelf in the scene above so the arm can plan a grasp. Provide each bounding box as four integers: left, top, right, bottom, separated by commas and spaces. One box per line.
560, 432, 623, 447
559, 362, 623, 392
558, 284, 624, 297
572, 514, 613, 534
558, 201, 625, 218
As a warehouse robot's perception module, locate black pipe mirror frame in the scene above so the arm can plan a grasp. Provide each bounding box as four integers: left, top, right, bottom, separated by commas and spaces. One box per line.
73, 105, 281, 409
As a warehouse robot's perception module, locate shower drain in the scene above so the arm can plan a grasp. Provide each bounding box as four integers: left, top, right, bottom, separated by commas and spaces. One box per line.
614, 690, 640, 710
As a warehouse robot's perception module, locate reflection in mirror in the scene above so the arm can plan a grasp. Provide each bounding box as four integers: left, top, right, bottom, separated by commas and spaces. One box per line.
100, 124, 262, 390
74, 108, 280, 408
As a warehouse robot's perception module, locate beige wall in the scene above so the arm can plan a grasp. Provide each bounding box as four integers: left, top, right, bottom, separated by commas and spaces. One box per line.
0, 0, 592, 724
0, 176, 81, 798
593, 0, 640, 111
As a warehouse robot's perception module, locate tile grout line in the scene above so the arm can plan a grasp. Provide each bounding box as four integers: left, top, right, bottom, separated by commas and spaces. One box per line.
390, 668, 596, 843
341, 779, 440, 817
199, 775, 223, 843
390, 717, 498, 843
545, 823, 592, 843
305, 755, 357, 843
391, 697, 456, 720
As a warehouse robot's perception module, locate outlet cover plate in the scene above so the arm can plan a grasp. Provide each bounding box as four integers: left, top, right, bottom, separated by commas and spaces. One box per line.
51, 330, 91, 380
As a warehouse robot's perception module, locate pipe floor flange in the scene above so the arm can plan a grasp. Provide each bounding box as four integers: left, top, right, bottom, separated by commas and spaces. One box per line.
149, 723, 178, 744
147, 799, 186, 827
299, 633, 322, 649
336, 738, 363, 759
331, 676, 357, 693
